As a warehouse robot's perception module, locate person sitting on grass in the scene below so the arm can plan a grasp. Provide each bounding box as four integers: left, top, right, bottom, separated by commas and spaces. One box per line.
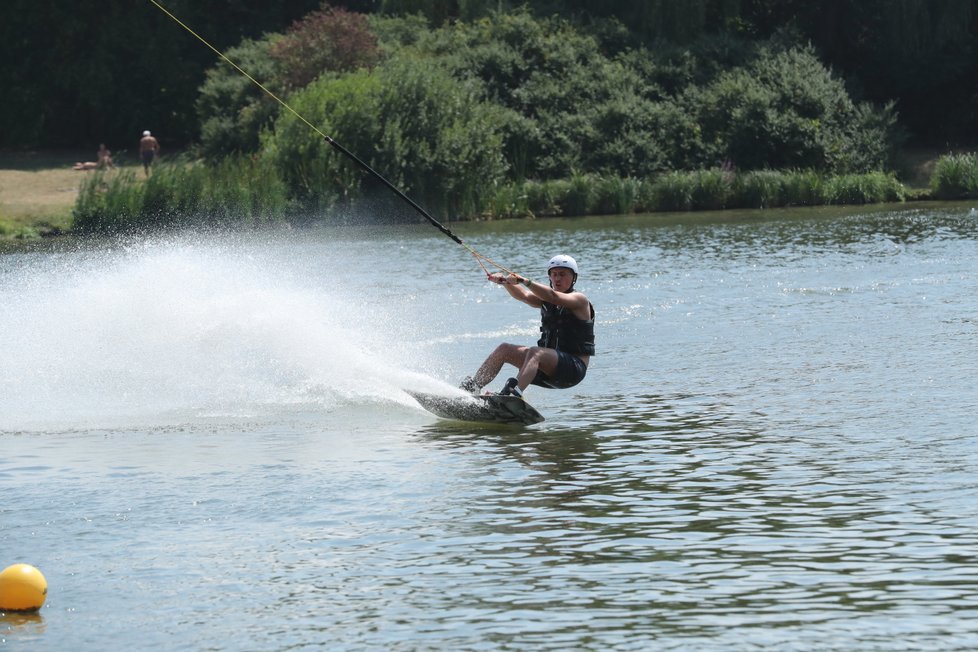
72, 144, 113, 171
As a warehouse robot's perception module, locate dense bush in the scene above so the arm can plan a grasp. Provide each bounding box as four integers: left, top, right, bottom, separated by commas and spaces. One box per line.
9, 0, 978, 154
80, 8, 920, 232
196, 36, 284, 161
383, 14, 901, 181
368, 14, 431, 54
196, 6, 380, 162
194, 9, 907, 189
406, 12, 668, 179
263, 58, 507, 217
677, 45, 901, 173
270, 5, 381, 90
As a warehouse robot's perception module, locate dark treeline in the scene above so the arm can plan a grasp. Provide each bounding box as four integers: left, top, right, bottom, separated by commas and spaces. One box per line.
3, 0, 976, 151
0, 0, 320, 149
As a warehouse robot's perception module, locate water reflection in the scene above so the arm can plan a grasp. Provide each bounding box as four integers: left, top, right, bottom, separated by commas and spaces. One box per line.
0, 611, 46, 639
403, 380, 978, 647
556, 204, 978, 275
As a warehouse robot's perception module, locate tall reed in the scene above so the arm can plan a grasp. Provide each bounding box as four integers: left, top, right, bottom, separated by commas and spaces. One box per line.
931, 153, 978, 199
73, 169, 145, 233
72, 156, 290, 234
822, 172, 905, 204
485, 168, 909, 218
592, 175, 642, 215
729, 170, 784, 208
77, 157, 919, 230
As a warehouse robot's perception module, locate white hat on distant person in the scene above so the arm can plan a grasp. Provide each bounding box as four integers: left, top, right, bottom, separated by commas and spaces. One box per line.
143, 130, 151, 136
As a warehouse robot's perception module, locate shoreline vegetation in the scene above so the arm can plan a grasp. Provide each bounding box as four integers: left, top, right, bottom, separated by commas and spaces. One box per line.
7, 8, 978, 241
2, 149, 978, 241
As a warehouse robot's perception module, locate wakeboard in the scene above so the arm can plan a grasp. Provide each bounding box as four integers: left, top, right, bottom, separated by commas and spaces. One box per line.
407, 391, 545, 425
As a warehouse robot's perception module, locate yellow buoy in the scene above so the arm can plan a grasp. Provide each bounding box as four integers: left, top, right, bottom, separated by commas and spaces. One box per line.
0, 564, 48, 612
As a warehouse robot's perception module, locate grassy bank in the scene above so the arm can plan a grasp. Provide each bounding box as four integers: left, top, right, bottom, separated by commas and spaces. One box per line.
0, 150, 95, 238
1, 149, 973, 240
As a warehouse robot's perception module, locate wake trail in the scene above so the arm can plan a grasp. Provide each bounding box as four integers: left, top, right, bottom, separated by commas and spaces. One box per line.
0, 233, 460, 431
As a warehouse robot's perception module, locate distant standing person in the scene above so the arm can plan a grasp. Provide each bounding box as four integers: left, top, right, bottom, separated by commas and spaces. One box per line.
140, 130, 160, 175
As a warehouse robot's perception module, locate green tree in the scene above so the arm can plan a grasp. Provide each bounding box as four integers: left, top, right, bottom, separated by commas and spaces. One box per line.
730, 0, 978, 145
406, 12, 671, 178
0, 0, 321, 148
679, 44, 899, 172
197, 4, 382, 160
264, 59, 507, 216
196, 36, 283, 160
379, 0, 460, 24
270, 4, 381, 90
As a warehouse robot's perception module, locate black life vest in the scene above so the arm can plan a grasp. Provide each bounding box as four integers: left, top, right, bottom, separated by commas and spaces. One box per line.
538, 299, 595, 356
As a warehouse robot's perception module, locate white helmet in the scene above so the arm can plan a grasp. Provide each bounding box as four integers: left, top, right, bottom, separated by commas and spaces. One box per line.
143, 130, 151, 136
547, 254, 578, 275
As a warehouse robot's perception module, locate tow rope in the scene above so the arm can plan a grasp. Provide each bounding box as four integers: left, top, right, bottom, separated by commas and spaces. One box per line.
148, 0, 514, 279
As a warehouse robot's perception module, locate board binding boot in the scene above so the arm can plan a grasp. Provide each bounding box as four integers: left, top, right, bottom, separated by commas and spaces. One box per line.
498, 377, 523, 398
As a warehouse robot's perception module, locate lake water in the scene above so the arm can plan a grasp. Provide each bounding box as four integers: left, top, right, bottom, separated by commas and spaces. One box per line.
2, 203, 978, 650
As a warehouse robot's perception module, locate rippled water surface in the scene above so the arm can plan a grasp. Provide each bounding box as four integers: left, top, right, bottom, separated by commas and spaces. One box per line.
3, 204, 978, 650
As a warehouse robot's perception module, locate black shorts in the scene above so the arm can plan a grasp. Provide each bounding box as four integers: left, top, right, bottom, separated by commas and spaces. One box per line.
531, 350, 588, 389
141, 150, 156, 165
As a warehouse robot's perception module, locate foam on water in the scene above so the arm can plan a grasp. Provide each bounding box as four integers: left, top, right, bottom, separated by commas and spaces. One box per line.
0, 233, 455, 431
